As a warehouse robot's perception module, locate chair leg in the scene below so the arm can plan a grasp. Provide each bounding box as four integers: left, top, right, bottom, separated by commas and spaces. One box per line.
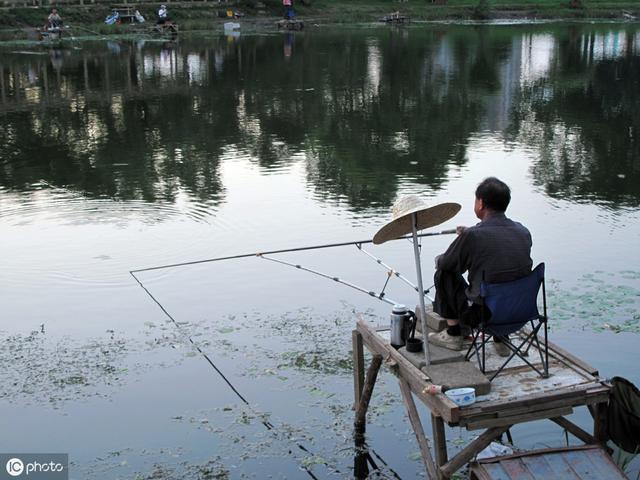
529, 326, 549, 379
488, 329, 547, 381
544, 319, 549, 377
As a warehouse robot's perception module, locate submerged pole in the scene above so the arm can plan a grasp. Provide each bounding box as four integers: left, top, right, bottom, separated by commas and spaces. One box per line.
411, 213, 431, 365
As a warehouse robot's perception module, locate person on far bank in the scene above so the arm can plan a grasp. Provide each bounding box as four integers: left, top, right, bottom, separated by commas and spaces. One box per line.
157, 4, 169, 24
282, 0, 294, 19
46, 8, 63, 29
428, 177, 533, 356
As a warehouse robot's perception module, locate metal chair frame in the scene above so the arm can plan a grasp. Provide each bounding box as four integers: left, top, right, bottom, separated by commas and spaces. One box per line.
464, 263, 549, 382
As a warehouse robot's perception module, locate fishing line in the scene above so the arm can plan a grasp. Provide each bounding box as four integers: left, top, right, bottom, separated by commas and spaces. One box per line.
356, 243, 420, 293
129, 230, 455, 476
130, 270, 251, 405
130, 270, 349, 478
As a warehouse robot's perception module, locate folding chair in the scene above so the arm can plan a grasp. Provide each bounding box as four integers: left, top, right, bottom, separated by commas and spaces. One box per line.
465, 263, 549, 381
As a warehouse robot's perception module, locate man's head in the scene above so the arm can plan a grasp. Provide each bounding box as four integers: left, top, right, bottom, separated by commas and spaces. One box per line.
51, 8, 57, 13
474, 177, 510, 219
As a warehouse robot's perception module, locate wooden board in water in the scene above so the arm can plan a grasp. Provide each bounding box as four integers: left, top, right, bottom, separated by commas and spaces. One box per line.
469, 445, 629, 480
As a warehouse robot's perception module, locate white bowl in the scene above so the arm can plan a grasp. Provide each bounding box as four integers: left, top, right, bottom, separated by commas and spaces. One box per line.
445, 387, 476, 406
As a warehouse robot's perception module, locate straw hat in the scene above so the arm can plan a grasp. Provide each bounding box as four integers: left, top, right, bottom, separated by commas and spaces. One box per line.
373, 195, 461, 244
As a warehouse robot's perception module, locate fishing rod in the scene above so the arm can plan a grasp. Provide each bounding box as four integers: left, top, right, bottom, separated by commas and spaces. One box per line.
354, 244, 436, 302
130, 228, 456, 274
258, 254, 400, 306
66, 24, 106, 38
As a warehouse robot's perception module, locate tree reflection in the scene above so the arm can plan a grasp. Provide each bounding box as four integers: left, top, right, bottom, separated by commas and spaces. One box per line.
518, 27, 640, 207
1, 25, 638, 212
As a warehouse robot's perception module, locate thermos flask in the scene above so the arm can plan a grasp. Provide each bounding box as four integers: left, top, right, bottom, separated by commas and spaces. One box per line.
390, 304, 417, 348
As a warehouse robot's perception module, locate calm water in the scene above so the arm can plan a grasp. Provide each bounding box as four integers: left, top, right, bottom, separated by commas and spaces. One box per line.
1, 23, 639, 479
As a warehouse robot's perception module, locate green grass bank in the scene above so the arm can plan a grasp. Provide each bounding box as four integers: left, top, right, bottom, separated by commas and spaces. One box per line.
0, 0, 638, 40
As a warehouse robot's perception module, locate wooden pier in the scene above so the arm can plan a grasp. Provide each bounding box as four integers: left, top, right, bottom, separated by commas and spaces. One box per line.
352, 310, 615, 479
276, 19, 304, 31
379, 13, 410, 24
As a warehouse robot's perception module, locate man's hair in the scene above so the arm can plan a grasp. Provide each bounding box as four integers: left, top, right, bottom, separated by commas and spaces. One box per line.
475, 177, 511, 212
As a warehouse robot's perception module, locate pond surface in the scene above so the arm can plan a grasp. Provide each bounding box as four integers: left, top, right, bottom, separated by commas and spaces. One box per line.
1, 23, 639, 479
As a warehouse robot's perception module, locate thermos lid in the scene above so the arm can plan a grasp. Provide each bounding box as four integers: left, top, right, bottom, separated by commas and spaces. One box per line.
392, 304, 408, 314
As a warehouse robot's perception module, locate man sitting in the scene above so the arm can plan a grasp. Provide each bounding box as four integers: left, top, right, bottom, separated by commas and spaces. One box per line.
429, 177, 532, 356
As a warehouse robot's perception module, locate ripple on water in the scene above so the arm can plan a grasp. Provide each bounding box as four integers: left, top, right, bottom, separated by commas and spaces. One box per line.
0, 183, 229, 289
0, 182, 221, 226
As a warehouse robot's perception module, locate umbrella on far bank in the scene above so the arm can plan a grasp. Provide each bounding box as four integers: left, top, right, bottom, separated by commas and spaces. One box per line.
373, 196, 461, 365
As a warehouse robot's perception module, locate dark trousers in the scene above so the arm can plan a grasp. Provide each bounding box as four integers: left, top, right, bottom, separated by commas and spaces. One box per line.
433, 270, 488, 328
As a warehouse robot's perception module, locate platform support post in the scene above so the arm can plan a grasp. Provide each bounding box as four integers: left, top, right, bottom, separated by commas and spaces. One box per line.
431, 414, 448, 468
399, 379, 438, 479
354, 354, 382, 437
352, 330, 365, 409
592, 401, 609, 444
440, 426, 510, 479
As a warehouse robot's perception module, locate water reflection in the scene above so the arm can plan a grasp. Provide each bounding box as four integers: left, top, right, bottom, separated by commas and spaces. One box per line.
0, 25, 638, 215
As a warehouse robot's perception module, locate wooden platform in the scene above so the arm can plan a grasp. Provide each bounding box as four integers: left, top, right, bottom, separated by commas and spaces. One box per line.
276, 19, 304, 30
379, 13, 410, 24
469, 445, 628, 480
352, 315, 612, 479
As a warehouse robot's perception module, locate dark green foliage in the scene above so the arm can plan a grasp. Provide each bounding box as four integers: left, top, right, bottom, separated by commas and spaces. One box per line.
473, 0, 491, 19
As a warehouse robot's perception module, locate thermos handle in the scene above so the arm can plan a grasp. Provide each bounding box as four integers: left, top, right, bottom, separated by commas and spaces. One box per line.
407, 310, 417, 339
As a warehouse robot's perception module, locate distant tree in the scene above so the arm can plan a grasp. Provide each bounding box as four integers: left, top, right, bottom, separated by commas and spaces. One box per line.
473, 0, 491, 20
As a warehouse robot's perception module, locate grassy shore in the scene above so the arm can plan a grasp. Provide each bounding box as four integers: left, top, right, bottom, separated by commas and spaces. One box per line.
0, 0, 638, 40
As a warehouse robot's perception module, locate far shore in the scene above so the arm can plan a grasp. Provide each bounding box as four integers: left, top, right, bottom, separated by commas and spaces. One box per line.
0, 0, 638, 41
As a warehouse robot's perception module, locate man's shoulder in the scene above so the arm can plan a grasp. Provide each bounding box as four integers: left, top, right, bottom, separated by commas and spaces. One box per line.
468, 215, 531, 238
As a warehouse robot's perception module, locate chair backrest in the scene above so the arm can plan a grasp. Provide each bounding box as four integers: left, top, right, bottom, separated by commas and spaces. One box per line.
480, 263, 545, 337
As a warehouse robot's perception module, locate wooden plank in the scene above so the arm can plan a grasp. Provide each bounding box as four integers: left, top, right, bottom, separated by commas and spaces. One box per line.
465, 407, 573, 431
563, 450, 607, 480
501, 458, 536, 479
356, 317, 460, 423
520, 455, 560, 479
563, 448, 625, 479
354, 354, 382, 436
541, 453, 582, 479
398, 379, 438, 480
431, 414, 448, 467
479, 464, 512, 480
550, 416, 595, 444
460, 383, 609, 419
458, 388, 609, 427
545, 338, 599, 376
352, 330, 364, 408
585, 448, 628, 479
460, 392, 610, 429
440, 426, 509, 478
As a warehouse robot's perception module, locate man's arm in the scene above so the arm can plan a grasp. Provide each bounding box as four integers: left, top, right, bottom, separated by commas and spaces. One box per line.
435, 229, 472, 273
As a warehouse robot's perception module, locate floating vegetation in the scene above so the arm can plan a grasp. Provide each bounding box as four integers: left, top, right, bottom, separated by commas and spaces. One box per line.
0, 320, 199, 407
0, 329, 129, 406
546, 270, 640, 334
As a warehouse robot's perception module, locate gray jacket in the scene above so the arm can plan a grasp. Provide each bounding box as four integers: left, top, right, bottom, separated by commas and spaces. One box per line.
436, 212, 532, 302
